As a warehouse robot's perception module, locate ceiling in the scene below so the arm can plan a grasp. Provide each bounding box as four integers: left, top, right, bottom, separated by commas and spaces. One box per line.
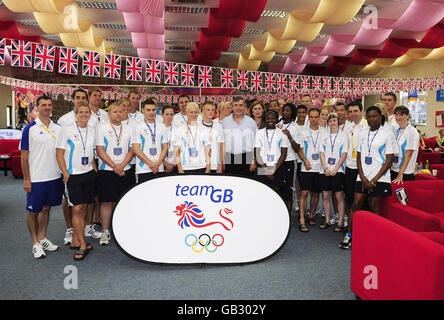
0, 0, 443, 76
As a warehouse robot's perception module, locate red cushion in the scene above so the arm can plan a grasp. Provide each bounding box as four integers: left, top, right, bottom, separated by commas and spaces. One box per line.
424, 137, 437, 149
408, 187, 440, 213
418, 232, 444, 246
432, 212, 444, 231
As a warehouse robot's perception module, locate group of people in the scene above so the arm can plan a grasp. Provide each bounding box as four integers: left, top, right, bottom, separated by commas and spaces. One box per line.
21, 87, 421, 260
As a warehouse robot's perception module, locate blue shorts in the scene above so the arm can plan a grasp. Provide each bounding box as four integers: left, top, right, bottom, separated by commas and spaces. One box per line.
26, 177, 64, 213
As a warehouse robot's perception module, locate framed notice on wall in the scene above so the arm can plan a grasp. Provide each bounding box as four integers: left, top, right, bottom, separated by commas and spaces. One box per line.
436, 111, 444, 127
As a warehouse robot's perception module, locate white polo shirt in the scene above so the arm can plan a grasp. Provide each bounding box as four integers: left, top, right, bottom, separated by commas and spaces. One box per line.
319, 129, 349, 174
356, 126, 397, 183
201, 120, 224, 171
91, 108, 109, 123
346, 118, 369, 170
56, 123, 96, 175
279, 121, 299, 162
57, 110, 100, 128
173, 123, 210, 171
19, 117, 62, 183
254, 127, 288, 167
132, 120, 168, 174
297, 126, 323, 173
293, 121, 308, 163
95, 122, 132, 171
127, 111, 145, 125
221, 114, 257, 155
391, 124, 419, 175
172, 112, 203, 128
163, 123, 176, 165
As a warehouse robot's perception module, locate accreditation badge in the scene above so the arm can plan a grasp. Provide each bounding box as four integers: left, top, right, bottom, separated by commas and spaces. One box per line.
189, 147, 199, 158
311, 153, 320, 161
81, 157, 89, 166
328, 157, 336, 165
365, 156, 373, 165
267, 154, 275, 163
149, 147, 157, 156
352, 148, 357, 159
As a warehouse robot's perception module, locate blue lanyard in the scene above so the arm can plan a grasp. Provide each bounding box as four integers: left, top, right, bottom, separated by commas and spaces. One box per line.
396, 127, 406, 143
367, 128, 379, 155
75, 121, 88, 155
187, 124, 198, 147
266, 128, 276, 150
110, 122, 122, 146
145, 120, 156, 144
329, 129, 339, 154
309, 128, 319, 150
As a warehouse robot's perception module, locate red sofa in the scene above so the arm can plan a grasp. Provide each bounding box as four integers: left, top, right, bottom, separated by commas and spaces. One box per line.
430, 164, 444, 179
351, 211, 444, 300
380, 180, 444, 232
418, 136, 442, 165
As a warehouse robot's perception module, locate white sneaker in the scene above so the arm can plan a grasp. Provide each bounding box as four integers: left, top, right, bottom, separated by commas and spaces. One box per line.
100, 230, 110, 245
85, 225, 102, 239
32, 243, 46, 259
64, 228, 73, 245
40, 238, 59, 252
330, 213, 339, 225
343, 215, 348, 228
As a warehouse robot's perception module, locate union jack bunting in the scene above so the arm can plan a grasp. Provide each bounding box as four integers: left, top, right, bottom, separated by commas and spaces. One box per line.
237, 70, 249, 90
58, 47, 78, 75
394, 79, 402, 93
343, 78, 352, 94
34, 44, 55, 72
11, 40, 33, 68
332, 78, 342, 93
0, 38, 6, 66
265, 73, 276, 92
277, 74, 288, 93
146, 59, 161, 84
103, 54, 121, 80
198, 66, 212, 88
251, 71, 263, 92
164, 61, 179, 85
220, 68, 234, 88
126, 57, 142, 81
181, 64, 195, 86
361, 79, 370, 95
323, 77, 331, 94
353, 78, 361, 95
82, 51, 101, 77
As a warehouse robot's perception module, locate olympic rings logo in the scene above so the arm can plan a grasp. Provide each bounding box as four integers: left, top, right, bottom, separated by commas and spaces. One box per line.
185, 233, 224, 253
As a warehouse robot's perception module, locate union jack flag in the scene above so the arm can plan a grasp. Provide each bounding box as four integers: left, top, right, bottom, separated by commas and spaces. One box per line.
126, 57, 142, 81
288, 75, 299, 94
198, 66, 212, 88
251, 71, 263, 92
146, 59, 161, 84
323, 77, 331, 94
164, 61, 179, 85
300, 76, 311, 93
82, 51, 101, 77
277, 74, 288, 93
58, 47, 78, 75
362, 79, 370, 95
343, 78, 352, 94
332, 78, 342, 93
0, 38, 6, 66
353, 78, 361, 95
237, 70, 249, 90
103, 54, 121, 80
11, 40, 33, 68
220, 68, 234, 88
265, 73, 276, 92
181, 64, 195, 86
394, 79, 402, 93
34, 44, 55, 72
311, 76, 322, 93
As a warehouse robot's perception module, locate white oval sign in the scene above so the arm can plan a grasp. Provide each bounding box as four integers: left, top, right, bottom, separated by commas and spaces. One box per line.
112, 175, 290, 264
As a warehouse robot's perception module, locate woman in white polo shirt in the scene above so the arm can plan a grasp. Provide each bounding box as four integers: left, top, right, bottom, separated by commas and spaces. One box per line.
132, 99, 169, 183
319, 113, 348, 232
340, 106, 397, 250
174, 102, 211, 174
254, 110, 288, 198
56, 103, 97, 261
391, 106, 419, 183
95, 102, 134, 245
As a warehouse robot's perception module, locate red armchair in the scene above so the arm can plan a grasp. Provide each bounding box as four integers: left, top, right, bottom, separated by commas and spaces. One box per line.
351, 211, 444, 300
380, 180, 444, 232
0, 139, 21, 176
418, 136, 442, 165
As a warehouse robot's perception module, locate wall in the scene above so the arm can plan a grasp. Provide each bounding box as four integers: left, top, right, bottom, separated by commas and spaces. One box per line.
348, 59, 444, 138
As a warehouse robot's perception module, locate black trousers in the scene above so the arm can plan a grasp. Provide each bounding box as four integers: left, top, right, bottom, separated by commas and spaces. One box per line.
224, 152, 254, 177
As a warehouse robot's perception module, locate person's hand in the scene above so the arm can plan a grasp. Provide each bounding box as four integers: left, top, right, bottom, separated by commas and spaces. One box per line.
216, 164, 223, 174
282, 129, 291, 138
330, 168, 338, 176
23, 178, 32, 193
304, 160, 312, 171
250, 161, 257, 172
392, 174, 403, 185
324, 168, 332, 176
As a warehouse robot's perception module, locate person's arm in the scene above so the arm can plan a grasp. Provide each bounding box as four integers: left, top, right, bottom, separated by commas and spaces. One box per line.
132, 143, 155, 168
356, 152, 371, 191
275, 147, 287, 172
393, 150, 413, 184
319, 151, 330, 176
297, 147, 311, 171
174, 146, 184, 174
369, 154, 394, 187
282, 129, 300, 153
56, 148, 69, 182
204, 145, 211, 173
156, 143, 169, 167
217, 142, 224, 173
96, 146, 117, 172
21, 150, 31, 193
332, 152, 347, 176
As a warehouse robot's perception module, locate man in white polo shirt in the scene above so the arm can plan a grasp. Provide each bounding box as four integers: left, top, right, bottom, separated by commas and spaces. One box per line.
172, 94, 202, 128
221, 96, 257, 177
127, 89, 144, 123
20, 95, 63, 259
